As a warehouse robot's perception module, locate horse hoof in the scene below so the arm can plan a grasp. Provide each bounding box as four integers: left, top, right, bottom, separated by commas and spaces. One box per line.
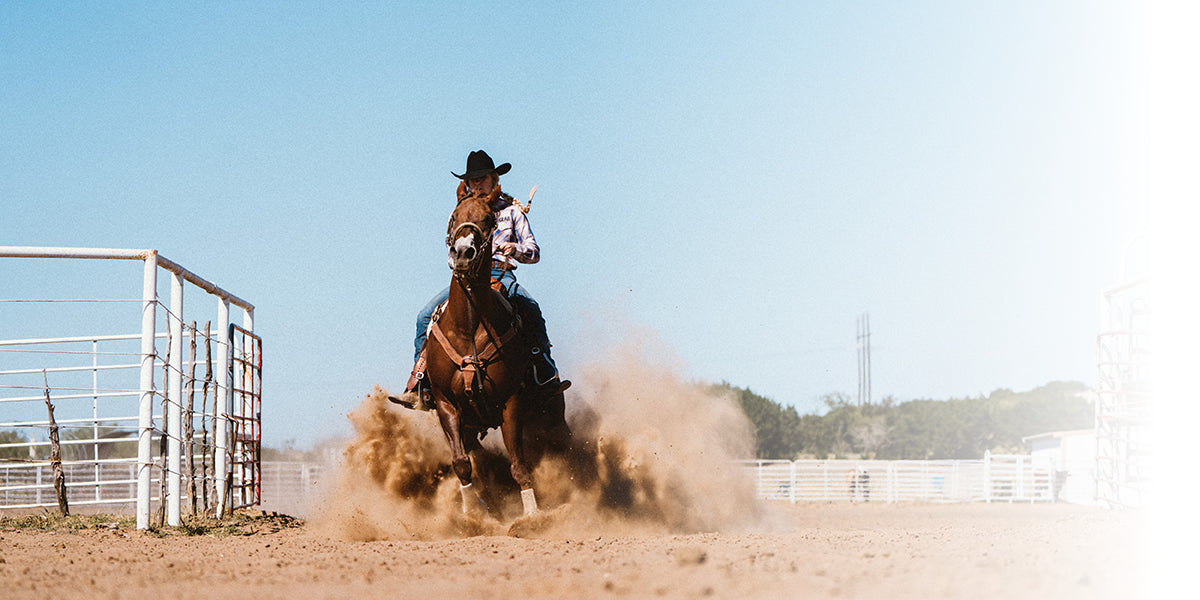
507, 504, 570, 539
461, 483, 489, 515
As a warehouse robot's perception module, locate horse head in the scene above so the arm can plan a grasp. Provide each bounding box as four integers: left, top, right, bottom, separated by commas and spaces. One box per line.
446, 192, 496, 277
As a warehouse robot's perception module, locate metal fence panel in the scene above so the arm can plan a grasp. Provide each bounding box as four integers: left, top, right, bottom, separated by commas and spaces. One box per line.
738, 455, 1054, 504
258, 461, 326, 516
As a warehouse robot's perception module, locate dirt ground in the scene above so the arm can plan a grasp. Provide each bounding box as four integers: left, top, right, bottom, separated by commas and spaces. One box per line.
0, 502, 1147, 600
1, 355, 1153, 599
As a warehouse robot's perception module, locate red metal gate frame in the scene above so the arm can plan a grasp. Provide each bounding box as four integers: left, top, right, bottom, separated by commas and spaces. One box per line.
227, 324, 262, 511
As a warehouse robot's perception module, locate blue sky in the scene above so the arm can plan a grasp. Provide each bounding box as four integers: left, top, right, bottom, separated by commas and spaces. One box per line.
1, 2, 1159, 447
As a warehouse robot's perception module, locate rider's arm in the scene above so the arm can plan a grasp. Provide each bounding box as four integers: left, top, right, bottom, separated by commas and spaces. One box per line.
507, 208, 540, 264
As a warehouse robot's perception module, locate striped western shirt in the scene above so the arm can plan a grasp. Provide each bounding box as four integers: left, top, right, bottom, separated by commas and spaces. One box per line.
490, 195, 539, 269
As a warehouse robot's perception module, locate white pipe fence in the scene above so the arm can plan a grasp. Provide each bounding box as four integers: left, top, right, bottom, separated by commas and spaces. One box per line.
743, 452, 1057, 504
0, 247, 260, 529
246, 454, 1056, 518
258, 461, 326, 517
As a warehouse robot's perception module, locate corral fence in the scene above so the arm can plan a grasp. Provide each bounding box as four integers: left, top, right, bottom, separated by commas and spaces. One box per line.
742, 452, 1058, 504
0, 247, 261, 529
244, 452, 1058, 518
258, 461, 328, 517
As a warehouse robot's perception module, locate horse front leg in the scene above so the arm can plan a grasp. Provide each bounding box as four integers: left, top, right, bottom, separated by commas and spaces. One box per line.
500, 392, 538, 515
435, 395, 485, 514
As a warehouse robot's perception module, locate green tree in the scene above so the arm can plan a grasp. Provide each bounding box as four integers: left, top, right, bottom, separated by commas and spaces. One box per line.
718, 380, 1092, 461
818, 393, 861, 458
713, 382, 802, 459
984, 381, 1093, 452
56, 426, 137, 461
1, 429, 32, 460
876, 382, 1093, 459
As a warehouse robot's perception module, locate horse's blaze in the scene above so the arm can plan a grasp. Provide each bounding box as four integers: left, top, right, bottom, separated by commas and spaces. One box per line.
450, 233, 477, 269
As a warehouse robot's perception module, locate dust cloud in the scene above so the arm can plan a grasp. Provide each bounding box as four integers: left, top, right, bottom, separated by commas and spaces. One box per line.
311, 327, 766, 541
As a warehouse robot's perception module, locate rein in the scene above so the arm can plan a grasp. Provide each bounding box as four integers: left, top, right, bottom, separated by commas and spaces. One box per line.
437, 215, 518, 418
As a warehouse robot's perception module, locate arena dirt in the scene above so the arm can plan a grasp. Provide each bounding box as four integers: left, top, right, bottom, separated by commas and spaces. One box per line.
0, 332, 1151, 598
0, 502, 1146, 599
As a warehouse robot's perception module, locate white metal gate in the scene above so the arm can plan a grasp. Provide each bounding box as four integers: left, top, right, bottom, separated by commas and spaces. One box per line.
1095, 278, 1149, 508
0, 247, 260, 528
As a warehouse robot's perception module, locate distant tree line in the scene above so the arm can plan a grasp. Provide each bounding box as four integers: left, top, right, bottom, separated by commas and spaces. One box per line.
716, 381, 1094, 460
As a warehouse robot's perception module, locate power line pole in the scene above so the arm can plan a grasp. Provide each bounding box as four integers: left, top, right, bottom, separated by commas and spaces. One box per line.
856, 312, 871, 407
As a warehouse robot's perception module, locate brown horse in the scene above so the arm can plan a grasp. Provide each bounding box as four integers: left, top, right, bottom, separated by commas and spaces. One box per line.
423, 188, 568, 517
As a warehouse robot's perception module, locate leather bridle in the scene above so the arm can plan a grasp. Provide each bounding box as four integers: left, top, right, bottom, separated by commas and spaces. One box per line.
448, 220, 492, 281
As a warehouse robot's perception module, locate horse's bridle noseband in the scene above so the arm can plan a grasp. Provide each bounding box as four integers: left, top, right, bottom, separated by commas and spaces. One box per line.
448, 220, 493, 280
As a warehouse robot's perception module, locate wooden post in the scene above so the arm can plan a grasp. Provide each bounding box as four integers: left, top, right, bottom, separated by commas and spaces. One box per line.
157, 332, 171, 527
186, 321, 197, 516
42, 371, 70, 516
201, 321, 212, 515
223, 472, 233, 517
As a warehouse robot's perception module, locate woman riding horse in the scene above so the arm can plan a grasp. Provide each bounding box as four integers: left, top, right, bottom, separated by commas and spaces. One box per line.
393, 149, 570, 410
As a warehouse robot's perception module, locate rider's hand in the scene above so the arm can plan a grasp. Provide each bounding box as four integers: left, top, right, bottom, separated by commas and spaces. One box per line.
497, 242, 518, 257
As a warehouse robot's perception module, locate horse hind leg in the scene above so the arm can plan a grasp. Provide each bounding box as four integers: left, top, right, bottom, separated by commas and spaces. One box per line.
534, 389, 572, 455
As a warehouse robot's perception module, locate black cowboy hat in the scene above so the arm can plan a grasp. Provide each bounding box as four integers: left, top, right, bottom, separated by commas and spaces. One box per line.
452, 149, 511, 180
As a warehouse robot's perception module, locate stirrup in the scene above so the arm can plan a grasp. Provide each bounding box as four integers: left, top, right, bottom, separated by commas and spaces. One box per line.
404, 353, 428, 393
529, 347, 570, 395
389, 352, 432, 410
539, 376, 571, 396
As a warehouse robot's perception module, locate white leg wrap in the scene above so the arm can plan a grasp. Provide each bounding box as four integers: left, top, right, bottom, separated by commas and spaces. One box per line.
520, 488, 538, 516
460, 482, 474, 514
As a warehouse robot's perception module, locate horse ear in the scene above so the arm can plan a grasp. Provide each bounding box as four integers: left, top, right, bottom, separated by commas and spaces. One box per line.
456, 181, 469, 203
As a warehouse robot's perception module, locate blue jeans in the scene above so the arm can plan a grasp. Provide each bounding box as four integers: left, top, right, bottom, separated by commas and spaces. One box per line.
414, 268, 551, 363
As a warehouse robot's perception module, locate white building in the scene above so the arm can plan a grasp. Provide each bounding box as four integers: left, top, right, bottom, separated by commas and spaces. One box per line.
1023, 429, 1097, 505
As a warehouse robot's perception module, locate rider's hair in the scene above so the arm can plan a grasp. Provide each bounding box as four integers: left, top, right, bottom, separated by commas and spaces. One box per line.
466, 172, 498, 192
457, 174, 501, 203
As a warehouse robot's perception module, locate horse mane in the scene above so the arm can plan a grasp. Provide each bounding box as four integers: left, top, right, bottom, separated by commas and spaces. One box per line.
448, 183, 503, 242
